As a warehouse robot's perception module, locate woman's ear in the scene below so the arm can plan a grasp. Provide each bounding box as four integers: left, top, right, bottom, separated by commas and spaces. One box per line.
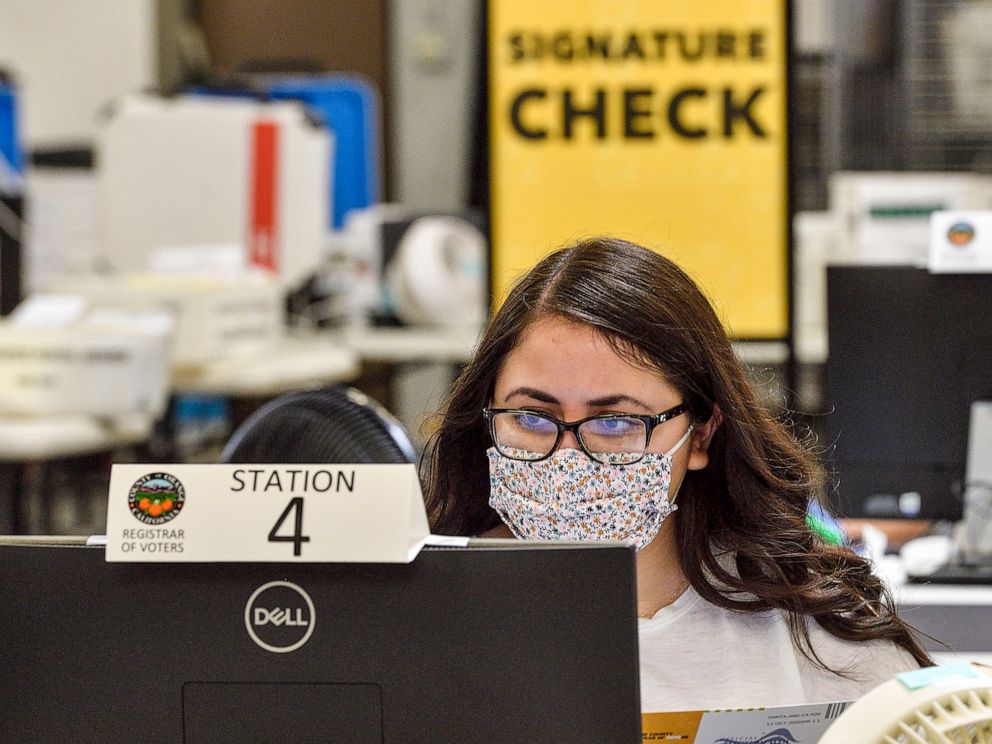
686, 405, 722, 471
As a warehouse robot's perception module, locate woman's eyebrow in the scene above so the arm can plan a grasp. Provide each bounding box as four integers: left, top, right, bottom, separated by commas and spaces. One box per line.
586, 394, 653, 411
504, 389, 654, 412
504, 387, 559, 404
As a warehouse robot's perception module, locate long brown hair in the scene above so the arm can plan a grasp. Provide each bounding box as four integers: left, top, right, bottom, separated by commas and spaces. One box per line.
423, 236, 932, 670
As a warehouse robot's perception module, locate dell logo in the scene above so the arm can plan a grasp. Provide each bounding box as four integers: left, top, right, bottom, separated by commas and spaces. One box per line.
253, 607, 309, 627
244, 581, 316, 653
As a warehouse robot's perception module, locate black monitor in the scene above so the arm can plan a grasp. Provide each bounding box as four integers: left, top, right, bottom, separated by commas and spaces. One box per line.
0, 538, 642, 743
825, 265, 992, 520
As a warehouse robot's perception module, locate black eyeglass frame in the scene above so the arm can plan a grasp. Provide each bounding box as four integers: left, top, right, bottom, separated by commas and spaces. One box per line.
482, 403, 688, 464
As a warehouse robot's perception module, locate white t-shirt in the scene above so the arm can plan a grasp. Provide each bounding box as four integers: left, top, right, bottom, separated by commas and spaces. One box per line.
638, 586, 919, 712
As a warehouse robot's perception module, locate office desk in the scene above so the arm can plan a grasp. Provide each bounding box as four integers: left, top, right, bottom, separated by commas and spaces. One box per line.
0, 413, 154, 462
171, 334, 360, 397
892, 582, 992, 664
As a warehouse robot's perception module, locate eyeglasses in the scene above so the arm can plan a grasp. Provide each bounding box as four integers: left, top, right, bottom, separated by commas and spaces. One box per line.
483, 404, 687, 465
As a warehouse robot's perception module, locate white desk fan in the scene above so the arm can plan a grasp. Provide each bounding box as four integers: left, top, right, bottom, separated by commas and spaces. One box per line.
820, 664, 992, 744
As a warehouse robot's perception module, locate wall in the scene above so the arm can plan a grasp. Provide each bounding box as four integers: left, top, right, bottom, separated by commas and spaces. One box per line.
0, 0, 156, 147
388, 0, 481, 211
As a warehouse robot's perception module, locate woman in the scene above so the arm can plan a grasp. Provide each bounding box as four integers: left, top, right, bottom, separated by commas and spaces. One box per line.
424, 236, 930, 711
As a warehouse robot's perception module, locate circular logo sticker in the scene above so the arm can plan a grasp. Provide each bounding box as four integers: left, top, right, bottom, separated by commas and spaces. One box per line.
128, 472, 185, 525
244, 581, 316, 654
947, 221, 976, 246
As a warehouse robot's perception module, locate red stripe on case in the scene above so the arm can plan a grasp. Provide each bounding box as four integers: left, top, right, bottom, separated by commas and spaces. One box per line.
249, 121, 279, 272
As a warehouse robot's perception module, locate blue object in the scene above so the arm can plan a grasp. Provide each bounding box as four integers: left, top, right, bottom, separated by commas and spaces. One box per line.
191, 75, 382, 229
0, 80, 25, 182
172, 394, 231, 456
898, 662, 979, 690
268, 76, 381, 229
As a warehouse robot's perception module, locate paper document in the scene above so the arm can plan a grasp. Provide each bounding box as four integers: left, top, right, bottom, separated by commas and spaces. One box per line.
642, 700, 851, 742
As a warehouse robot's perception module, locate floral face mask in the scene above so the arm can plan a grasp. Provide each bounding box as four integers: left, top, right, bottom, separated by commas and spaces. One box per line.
486, 426, 693, 550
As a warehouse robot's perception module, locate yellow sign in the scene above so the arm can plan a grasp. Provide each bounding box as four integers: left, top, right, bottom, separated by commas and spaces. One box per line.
489, 1, 789, 339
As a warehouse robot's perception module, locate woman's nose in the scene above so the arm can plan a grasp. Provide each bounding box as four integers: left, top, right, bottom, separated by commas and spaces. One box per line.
559, 429, 582, 451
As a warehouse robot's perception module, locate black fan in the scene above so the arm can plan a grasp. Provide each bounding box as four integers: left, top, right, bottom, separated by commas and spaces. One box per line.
219, 387, 416, 465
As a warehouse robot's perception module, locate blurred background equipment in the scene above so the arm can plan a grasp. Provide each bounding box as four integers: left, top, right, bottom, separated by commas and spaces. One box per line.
0, 71, 24, 193
957, 402, 992, 563
0, 70, 24, 317
95, 93, 330, 288
385, 215, 486, 328
0, 293, 173, 536
190, 74, 383, 232
328, 206, 487, 329
828, 172, 992, 265
264, 76, 381, 230
942, 1, 992, 132
48, 272, 284, 368
328, 203, 413, 326
0, 295, 172, 417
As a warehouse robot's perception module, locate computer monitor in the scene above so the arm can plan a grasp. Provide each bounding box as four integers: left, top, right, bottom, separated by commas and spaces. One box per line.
0, 538, 642, 742
825, 266, 992, 520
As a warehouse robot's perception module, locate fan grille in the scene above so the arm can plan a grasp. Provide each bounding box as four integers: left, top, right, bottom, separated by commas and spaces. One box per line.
220, 387, 414, 465
883, 687, 992, 744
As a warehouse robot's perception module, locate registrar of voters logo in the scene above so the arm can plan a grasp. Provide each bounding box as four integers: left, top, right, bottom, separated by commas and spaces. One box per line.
947, 221, 976, 246
244, 581, 316, 654
128, 472, 185, 525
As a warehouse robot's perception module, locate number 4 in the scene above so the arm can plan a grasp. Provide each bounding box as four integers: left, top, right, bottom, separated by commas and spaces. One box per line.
268, 497, 311, 556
